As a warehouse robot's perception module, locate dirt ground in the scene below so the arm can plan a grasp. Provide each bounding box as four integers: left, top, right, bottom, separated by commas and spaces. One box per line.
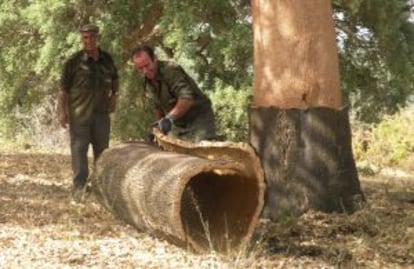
0, 145, 413, 268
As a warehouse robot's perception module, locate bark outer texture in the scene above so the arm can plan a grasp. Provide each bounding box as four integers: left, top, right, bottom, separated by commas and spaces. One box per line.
249, 106, 365, 221
91, 129, 265, 253
251, 0, 342, 109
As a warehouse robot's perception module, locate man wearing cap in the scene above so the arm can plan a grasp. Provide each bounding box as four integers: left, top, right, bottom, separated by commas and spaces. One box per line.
131, 44, 216, 142
57, 23, 119, 200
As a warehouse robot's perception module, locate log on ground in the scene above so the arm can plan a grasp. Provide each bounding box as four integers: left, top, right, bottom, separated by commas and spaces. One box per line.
91, 134, 265, 253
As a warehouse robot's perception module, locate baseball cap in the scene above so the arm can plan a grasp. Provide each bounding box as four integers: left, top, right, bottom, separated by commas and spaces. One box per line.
79, 24, 99, 33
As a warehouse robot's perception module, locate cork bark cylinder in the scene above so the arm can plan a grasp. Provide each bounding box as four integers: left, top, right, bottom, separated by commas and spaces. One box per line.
91, 140, 264, 253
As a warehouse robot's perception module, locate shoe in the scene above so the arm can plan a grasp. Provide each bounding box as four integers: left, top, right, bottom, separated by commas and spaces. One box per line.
71, 184, 90, 203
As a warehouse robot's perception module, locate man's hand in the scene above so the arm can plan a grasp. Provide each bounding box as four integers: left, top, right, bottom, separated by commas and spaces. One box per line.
154, 115, 176, 134
157, 117, 173, 134
58, 111, 69, 128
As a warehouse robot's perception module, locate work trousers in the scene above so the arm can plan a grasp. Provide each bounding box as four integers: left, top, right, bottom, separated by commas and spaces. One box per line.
69, 112, 110, 188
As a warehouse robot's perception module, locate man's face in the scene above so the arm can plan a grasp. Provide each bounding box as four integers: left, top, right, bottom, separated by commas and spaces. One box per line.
81, 32, 98, 52
133, 52, 157, 80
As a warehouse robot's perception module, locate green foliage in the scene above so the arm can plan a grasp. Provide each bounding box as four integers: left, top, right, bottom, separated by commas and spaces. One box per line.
111, 67, 153, 141
1, 0, 414, 144
209, 84, 251, 141
334, 0, 414, 122
159, 0, 253, 89
0, 0, 78, 136
0, 115, 17, 140
352, 105, 414, 170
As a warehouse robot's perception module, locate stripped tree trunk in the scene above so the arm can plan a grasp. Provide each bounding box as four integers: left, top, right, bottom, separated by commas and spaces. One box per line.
250, 0, 365, 220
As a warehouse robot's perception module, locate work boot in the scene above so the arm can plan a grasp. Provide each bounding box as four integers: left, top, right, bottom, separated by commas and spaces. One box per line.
71, 184, 91, 203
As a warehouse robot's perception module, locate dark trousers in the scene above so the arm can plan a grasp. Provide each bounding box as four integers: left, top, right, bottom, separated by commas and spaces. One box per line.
70, 113, 110, 188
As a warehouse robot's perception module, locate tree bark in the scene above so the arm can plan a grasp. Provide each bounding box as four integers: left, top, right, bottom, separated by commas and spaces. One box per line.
250, 0, 365, 220
91, 134, 264, 253
249, 107, 365, 219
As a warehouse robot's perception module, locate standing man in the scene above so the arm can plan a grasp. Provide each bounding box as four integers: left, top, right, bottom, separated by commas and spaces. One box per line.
131, 45, 216, 142
58, 24, 119, 200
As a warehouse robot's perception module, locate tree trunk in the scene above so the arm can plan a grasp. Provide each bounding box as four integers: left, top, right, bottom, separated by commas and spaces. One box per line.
250, 0, 365, 220
91, 133, 264, 253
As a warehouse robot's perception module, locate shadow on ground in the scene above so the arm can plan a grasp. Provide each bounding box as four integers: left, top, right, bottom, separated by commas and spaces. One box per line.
255, 176, 414, 267
0, 152, 118, 234
1, 150, 413, 268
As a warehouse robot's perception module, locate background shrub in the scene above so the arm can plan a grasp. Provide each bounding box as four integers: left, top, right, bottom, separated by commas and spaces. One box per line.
209, 84, 251, 142
352, 104, 414, 172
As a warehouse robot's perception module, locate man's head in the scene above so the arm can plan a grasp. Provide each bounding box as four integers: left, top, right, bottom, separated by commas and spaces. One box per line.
79, 24, 99, 52
131, 45, 157, 80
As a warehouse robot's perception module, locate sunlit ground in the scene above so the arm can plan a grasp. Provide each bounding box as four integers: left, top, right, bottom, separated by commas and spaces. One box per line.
0, 145, 413, 268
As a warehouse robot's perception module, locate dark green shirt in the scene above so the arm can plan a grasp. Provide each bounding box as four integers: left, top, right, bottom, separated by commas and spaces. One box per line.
61, 48, 118, 125
144, 61, 213, 127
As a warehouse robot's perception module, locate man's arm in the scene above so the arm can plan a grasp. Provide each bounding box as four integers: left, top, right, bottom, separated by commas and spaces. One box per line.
154, 109, 164, 120
167, 98, 194, 119
57, 90, 69, 128
109, 78, 119, 113
165, 65, 197, 119
59, 56, 74, 128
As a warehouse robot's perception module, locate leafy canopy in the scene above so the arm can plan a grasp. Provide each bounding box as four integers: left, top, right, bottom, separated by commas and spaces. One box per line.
0, 0, 413, 141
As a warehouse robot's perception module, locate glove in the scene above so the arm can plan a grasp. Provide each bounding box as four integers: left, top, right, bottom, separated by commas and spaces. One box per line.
157, 115, 175, 134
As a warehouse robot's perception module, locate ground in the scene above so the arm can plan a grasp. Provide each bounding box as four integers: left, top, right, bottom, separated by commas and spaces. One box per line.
0, 145, 413, 268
